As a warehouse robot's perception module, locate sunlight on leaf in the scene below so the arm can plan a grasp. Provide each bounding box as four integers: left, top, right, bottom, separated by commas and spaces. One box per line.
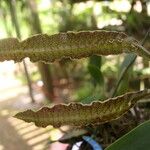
0, 31, 149, 63
14, 89, 150, 128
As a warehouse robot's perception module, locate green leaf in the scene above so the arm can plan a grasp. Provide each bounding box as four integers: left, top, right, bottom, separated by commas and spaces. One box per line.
89, 55, 102, 68
88, 55, 104, 86
117, 54, 135, 95
14, 89, 150, 128
111, 54, 136, 97
88, 64, 104, 86
105, 120, 150, 150
0, 31, 149, 63
119, 54, 136, 73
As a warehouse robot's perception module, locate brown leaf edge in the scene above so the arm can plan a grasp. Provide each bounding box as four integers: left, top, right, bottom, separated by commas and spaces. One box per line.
14, 89, 150, 128
0, 30, 149, 63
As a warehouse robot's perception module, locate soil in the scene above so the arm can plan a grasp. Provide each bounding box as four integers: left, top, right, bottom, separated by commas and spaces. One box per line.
0, 85, 60, 150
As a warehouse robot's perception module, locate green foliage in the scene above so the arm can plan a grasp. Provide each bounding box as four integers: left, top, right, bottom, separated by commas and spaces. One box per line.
112, 54, 136, 96
80, 94, 103, 104
0, 0, 150, 149
106, 120, 150, 150
88, 55, 104, 86
119, 54, 136, 74
126, 10, 150, 34
73, 82, 94, 102
88, 65, 103, 86
0, 31, 149, 129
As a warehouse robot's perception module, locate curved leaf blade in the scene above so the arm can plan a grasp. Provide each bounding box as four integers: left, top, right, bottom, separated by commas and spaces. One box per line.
0, 31, 149, 63
14, 89, 150, 128
88, 64, 104, 86
105, 120, 150, 150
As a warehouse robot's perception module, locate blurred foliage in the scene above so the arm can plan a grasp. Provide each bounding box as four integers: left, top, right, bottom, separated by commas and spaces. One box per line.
0, 0, 150, 149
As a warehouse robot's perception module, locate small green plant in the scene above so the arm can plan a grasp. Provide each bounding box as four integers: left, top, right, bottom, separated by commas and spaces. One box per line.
0, 30, 150, 149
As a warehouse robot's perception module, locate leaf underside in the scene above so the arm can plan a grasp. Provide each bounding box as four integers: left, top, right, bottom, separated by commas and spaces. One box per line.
0, 30, 149, 63
14, 89, 150, 128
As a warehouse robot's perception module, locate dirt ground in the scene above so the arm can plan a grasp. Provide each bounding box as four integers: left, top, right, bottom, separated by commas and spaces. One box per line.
0, 85, 68, 150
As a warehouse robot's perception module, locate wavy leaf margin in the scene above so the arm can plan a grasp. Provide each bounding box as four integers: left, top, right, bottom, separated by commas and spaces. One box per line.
14, 89, 150, 128
0, 30, 149, 63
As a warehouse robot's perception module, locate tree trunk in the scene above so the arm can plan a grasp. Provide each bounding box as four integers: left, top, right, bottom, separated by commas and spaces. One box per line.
7, 0, 35, 103
26, 0, 55, 101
